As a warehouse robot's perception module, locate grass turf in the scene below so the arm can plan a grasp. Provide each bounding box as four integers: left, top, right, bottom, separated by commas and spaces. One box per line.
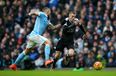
0, 70, 116, 76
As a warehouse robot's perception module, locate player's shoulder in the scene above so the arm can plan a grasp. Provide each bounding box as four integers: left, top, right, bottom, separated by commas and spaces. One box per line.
39, 12, 47, 17
39, 12, 45, 15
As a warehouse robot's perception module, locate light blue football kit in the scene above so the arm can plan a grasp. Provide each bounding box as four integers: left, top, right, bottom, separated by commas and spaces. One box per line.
14, 11, 51, 65
29, 12, 48, 36
27, 12, 49, 48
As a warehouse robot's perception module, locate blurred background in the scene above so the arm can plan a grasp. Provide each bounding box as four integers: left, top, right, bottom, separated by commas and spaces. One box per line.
0, 0, 116, 70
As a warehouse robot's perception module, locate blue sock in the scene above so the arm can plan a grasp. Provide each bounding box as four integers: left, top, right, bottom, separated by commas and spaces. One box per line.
45, 44, 50, 60
14, 51, 25, 65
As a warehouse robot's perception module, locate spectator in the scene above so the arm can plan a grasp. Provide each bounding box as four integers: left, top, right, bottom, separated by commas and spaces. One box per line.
2, 54, 12, 68
85, 52, 95, 68
0, 0, 116, 69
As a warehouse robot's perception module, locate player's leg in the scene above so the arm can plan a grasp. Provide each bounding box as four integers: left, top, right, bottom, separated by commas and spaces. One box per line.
65, 48, 75, 62
45, 51, 62, 68
67, 41, 75, 56
9, 38, 36, 70
51, 50, 61, 68
44, 40, 51, 61
45, 39, 64, 68
38, 35, 51, 61
55, 48, 75, 69
64, 41, 75, 65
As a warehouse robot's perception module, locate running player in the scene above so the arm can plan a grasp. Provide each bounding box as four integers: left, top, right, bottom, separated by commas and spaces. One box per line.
45, 11, 87, 68
9, 7, 56, 70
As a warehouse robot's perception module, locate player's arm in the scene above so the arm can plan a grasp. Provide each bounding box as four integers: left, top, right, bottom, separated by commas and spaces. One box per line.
28, 9, 39, 16
62, 18, 75, 30
74, 18, 86, 34
74, 18, 87, 39
48, 22, 61, 30
48, 18, 67, 30
78, 22, 86, 34
47, 22, 56, 30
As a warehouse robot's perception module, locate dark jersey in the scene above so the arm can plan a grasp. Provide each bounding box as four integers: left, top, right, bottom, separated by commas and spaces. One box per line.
61, 18, 76, 41
55, 18, 78, 51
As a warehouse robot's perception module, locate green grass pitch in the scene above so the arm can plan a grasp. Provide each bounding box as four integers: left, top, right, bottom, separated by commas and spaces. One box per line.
0, 69, 116, 76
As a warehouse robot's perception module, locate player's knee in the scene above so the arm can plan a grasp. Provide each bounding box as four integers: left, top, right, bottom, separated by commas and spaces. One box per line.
24, 48, 32, 55
55, 51, 61, 59
56, 51, 61, 54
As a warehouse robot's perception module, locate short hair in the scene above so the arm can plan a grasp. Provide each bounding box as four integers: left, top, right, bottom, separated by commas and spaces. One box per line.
42, 7, 50, 12
69, 11, 76, 15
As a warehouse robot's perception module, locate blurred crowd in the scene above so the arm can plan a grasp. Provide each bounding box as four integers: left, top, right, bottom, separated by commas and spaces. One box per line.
0, 0, 116, 70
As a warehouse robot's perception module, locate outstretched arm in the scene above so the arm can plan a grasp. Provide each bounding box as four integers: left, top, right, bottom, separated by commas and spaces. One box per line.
47, 22, 56, 30
74, 18, 87, 39
74, 18, 86, 34
78, 22, 86, 34
28, 9, 39, 16
48, 22, 61, 30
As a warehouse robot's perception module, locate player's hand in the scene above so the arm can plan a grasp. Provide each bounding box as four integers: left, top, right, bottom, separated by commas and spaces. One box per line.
74, 18, 79, 25
29, 9, 39, 16
29, 9, 35, 15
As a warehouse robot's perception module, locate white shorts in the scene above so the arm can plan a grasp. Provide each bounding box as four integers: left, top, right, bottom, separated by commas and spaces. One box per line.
26, 34, 48, 48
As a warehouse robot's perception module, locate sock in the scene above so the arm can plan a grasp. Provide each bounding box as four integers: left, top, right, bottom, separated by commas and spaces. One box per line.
14, 51, 26, 65
45, 44, 50, 60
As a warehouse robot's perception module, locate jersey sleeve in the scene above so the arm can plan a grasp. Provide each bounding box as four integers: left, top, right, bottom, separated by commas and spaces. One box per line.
38, 12, 47, 17
38, 12, 43, 16
47, 20, 51, 25
61, 18, 68, 26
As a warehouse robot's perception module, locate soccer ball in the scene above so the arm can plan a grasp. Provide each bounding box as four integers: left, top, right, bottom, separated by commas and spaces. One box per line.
93, 61, 103, 70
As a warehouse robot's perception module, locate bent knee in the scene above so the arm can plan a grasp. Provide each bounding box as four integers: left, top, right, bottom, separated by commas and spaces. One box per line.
24, 48, 32, 54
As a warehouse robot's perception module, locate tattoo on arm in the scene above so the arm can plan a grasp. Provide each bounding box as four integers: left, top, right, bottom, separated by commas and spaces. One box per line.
48, 23, 56, 30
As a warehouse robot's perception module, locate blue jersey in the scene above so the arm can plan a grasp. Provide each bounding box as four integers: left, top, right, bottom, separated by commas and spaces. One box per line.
29, 12, 49, 36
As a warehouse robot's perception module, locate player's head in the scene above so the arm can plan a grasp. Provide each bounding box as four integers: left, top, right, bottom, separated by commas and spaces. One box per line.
68, 11, 76, 22
43, 7, 51, 16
